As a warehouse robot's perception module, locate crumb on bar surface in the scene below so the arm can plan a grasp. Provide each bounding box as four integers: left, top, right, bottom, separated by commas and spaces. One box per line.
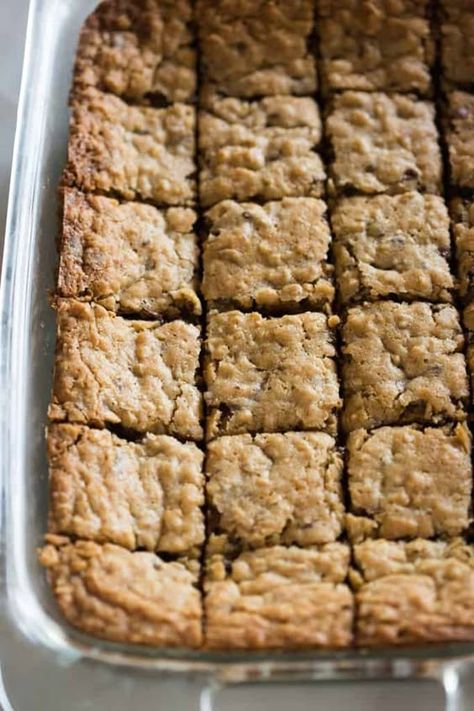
332, 192, 453, 304
39, 535, 202, 647
341, 301, 468, 432
64, 88, 196, 206
196, 0, 316, 98
202, 198, 334, 311
204, 539, 353, 649
318, 0, 433, 94
206, 432, 344, 548
204, 310, 341, 439
47, 424, 205, 555
73, 0, 196, 103
346, 424, 472, 541
48, 299, 203, 440
326, 92, 442, 196
58, 189, 201, 318
445, 91, 474, 190
441, 0, 474, 88
198, 94, 325, 207
352, 538, 474, 646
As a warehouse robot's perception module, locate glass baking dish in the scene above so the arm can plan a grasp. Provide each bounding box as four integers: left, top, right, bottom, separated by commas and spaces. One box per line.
1, 0, 473, 708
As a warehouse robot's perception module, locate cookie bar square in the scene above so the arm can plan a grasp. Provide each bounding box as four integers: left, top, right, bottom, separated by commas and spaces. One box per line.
64, 88, 196, 205
204, 310, 341, 439
202, 198, 334, 311
206, 432, 344, 548
39, 536, 202, 647
47, 424, 205, 555
58, 189, 201, 318
318, 0, 433, 94
341, 301, 468, 432
445, 91, 474, 190
451, 198, 474, 323
48, 300, 203, 440
353, 539, 474, 646
204, 539, 353, 649
332, 192, 453, 304
440, 0, 474, 88
73, 0, 196, 103
196, 0, 316, 98
346, 424, 472, 541
326, 92, 442, 196
198, 94, 325, 207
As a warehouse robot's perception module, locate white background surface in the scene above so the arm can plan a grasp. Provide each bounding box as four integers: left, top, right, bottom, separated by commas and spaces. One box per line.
0, 1, 455, 708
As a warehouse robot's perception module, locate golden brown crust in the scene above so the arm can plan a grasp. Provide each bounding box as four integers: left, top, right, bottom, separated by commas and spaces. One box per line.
48, 300, 203, 439
347, 424, 472, 540
196, 0, 316, 98
206, 432, 344, 548
47, 424, 205, 555
342, 301, 468, 432
318, 0, 433, 94
204, 310, 341, 439
332, 192, 453, 304
353, 538, 474, 646
198, 94, 325, 207
73, 0, 196, 102
39, 537, 202, 647
326, 92, 442, 196
64, 88, 196, 205
441, 0, 474, 88
202, 198, 334, 311
58, 189, 201, 318
204, 543, 353, 649
445, 91, 474, 190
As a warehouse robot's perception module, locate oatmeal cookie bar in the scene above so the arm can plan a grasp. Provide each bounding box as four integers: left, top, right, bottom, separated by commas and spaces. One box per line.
352, 538, 474, 646
341, 301, 468, 432
202, 198, 334, 312
64, 88, 196, 205
451, 198, 474, 324
206, 432, 344, 548
198, 94, 325, 207
332, 192, 453, 304
204, 310, 341, 439
58, 189, 201, 318
445, 91, 474, 190
73, 0, 196, 103
346, 424, 472, 541
440, 0, 474, 88
204, 538, 353, 649
47, 424, 205, 555
196, 0, 316, 98
318, 0, 433, 95
326, 92, 442, 196
48, 300, 203, 440
39, 535, 202, 647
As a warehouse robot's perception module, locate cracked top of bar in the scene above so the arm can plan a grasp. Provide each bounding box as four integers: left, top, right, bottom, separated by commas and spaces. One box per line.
326, 92, 442, 196
58, 189, 201, 319
341, 301, 468, 432
346, 423, 472, 541
39, 536, 202, 647
204, 310, 341, 439
441, 0, 474, 88
445, 91, 474, 190
352, 538, 474, 646
332, 192, 454, 304
318, 0, 433, 94
198, 93, 325, 207
204, 540, 353, 649
64, 88, 196, 205
48, 300, 203, 440
73, 0, 196, 103
196, 0, 317, 98
206, 432, 344, 548
48, 424, 205, 555
202, 198, 334, 311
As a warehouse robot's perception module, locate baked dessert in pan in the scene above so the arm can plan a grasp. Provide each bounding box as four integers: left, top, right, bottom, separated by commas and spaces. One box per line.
40, 0, 474, 649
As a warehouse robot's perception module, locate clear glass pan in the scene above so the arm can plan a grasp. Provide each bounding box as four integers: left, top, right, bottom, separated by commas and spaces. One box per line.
1, 0, 473, 708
